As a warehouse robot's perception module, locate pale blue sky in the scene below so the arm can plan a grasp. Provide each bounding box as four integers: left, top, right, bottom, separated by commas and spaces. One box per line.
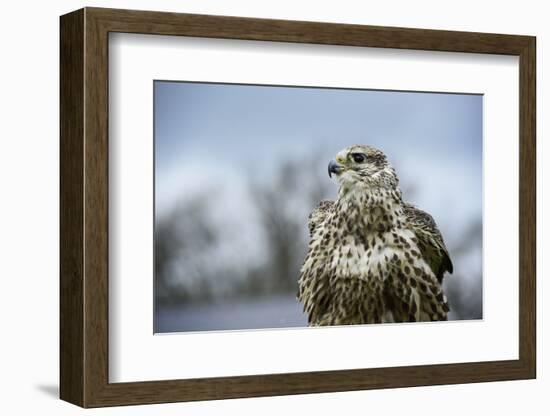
155, 81, 481, 175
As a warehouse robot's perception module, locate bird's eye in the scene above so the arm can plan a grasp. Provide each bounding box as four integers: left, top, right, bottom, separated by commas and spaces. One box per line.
351, 153, 367, 163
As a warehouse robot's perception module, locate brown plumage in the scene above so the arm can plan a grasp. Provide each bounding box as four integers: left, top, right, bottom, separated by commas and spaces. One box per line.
298, 145, 453, 325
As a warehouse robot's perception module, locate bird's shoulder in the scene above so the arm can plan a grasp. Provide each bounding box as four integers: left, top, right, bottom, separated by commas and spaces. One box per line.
307, 199, 335, 236
402, 202, 453, 282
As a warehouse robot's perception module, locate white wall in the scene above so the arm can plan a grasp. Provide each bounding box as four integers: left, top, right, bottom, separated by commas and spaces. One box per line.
0, 0, 545, 414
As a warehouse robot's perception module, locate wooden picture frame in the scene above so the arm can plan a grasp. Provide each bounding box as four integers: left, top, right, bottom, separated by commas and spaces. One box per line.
60, 7, 536, 408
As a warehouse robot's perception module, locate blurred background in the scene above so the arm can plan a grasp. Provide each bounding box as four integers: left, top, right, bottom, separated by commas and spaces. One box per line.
154, 81, 483, 333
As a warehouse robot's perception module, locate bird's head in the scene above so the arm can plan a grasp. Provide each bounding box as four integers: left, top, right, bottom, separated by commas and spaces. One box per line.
328, 145, 398, 191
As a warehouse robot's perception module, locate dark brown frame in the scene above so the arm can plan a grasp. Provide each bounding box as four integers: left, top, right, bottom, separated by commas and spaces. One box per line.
60, 7, 536, 408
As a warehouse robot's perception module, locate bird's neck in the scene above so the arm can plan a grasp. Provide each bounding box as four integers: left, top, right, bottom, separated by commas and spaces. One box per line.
336, 184, 404, 233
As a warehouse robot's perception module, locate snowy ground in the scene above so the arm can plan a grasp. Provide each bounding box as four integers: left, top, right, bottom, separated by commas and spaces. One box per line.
156, 294, 308, 333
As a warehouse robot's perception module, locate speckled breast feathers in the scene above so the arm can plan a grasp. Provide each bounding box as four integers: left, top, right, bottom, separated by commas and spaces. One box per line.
298, 145, 452, 326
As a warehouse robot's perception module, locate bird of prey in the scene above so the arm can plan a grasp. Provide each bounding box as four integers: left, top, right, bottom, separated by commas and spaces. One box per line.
298, 145, 453, 325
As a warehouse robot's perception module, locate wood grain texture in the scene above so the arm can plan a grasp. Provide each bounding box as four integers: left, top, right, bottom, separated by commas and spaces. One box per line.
59, 7, 537, 408
88, 7, 532, 54
83, 10, 110, 406
518, 38, 536, 376
59, 8, 84, 407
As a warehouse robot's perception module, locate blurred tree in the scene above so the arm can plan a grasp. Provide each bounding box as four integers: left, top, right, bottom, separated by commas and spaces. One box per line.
155, 192, 219, 304
247, 154, 332, 295
443, 218, 483, 320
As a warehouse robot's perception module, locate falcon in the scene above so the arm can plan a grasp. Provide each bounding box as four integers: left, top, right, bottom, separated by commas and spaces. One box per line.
298, 145, 453, 325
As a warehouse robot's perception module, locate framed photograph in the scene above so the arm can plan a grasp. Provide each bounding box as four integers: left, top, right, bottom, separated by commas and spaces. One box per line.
60, 7, 536, 408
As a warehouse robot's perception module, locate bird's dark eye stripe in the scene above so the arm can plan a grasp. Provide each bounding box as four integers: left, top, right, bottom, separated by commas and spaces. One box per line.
351, 153, 367, 163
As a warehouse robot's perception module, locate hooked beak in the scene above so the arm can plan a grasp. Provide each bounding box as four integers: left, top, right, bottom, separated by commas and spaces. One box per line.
328, 159, 344, 178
